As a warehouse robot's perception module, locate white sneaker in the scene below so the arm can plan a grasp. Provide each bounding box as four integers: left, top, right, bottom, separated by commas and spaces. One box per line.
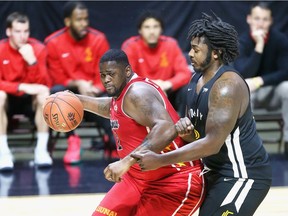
0, 152, 14, 171
34, 150, 53, 167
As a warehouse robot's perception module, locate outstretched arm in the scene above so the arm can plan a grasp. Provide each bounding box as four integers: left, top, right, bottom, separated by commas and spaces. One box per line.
76, 94, 112, 119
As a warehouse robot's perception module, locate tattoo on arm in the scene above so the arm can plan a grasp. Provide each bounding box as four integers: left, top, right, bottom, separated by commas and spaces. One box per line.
208, 79, 235, 127
130, 93, 152, 118
97, 103, 110, 114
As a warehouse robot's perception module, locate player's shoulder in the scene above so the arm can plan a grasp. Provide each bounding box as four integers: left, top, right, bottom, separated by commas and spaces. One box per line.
216, 68, 246, 92
121, 36, 141, 49
128, 78, 159, 98
0, 38, 9, 49
87, 27, 106, 37
44, 27, 67, 44
159, 35, 178, 44
27, 38, 45, 51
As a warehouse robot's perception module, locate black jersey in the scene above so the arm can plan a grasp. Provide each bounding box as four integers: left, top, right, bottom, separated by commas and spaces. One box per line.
186, 65, 272, 180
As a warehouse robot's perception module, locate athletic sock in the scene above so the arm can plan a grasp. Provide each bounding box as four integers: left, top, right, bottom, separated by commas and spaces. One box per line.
0, 135, 10, 154
35, 132, 49, 152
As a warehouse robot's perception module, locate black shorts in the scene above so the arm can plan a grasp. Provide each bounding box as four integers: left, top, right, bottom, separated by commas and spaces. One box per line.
7, 94, 34, 118
199, 171, 271, 216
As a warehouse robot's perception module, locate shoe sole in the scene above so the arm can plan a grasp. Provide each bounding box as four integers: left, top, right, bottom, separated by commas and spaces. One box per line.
0, 167, 14, 172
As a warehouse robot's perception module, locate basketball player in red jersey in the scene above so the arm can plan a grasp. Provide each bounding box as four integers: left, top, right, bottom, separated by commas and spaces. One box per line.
76, 49, 205, 216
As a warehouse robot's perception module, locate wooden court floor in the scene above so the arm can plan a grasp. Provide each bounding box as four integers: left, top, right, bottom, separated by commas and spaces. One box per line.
0, 186, 287, 216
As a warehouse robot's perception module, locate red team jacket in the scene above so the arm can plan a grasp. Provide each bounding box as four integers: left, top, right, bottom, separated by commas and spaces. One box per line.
110, 75, 202, 181
0, 38, 50, 96
121, 35, 192, 91
44, 27, 109, 91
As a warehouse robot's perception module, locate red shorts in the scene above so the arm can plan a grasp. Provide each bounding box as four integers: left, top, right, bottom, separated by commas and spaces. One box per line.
92, 165, 205, 216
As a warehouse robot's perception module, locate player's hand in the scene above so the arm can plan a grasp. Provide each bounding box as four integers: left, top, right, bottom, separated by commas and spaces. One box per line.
175, 117, 194, 137
131, 150, 162, 171
251, 29, 266, 44
250, 29, 267, 53
245, 77, 263, 93
103, 160, 130, 183
73, 80, 94, 96
18, 44, 37, 65
18, 83, 49, 95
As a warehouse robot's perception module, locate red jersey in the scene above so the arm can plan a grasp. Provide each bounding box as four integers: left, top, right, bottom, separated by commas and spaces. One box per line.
121, 35, 191, 91
0, 38, 50, 96
44, 27, 109, 91
110, 75, 201, 181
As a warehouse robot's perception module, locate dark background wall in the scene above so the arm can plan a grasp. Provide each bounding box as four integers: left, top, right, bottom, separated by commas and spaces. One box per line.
0, 1, 287, 52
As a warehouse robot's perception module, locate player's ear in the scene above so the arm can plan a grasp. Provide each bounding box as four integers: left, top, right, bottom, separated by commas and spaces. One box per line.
6, 28, 11, 37
213, 50, 220, 60
64, 17, 71, 27
125, 65, 132, 77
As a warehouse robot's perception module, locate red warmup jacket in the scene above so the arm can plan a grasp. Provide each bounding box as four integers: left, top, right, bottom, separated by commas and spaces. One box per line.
121, 35, 191, 91
0, 38, 50, 96
45, 27, 109, 92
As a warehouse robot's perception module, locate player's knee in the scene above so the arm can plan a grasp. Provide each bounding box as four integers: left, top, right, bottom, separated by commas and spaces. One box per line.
278, 81, 288, 99
37, 87, 50, 103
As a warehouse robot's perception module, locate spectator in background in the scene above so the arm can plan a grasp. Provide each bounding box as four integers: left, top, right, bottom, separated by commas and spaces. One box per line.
0, 12, 52, 170
234, 2, 288, 158
121, 11, 192, 115
45, 1, 116, 164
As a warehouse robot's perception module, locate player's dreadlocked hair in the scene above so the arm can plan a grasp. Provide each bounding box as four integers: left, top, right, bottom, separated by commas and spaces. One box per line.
188, 12, 239, 64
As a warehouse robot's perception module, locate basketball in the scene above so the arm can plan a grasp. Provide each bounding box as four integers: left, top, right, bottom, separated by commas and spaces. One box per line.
42, 91, 84, 132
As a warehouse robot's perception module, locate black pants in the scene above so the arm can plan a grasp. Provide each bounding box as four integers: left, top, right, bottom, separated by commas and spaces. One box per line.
199, 172, 271, 216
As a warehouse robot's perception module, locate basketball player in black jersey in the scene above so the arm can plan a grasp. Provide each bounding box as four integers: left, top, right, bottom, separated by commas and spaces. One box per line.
131, 13, 272, 216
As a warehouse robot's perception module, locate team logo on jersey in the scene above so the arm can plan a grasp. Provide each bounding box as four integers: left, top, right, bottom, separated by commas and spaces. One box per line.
110, 120, 119, 129
2, 59, 9, 65
61, 53, 70, 58
160, 52, 169, 67
85, 47, 93, 62
114, 105, 117, 111
194, 129, 200, 140
138, 58, 144, 63
221, 210, 234, 216
188, 108, 203, 121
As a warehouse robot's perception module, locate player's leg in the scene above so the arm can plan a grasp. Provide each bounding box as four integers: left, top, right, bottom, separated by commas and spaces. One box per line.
33, 87, 53, 167
0, 91, 13, 170
199, 174, 271, 216
91, 173, 141, 216
135, 167, 205, 216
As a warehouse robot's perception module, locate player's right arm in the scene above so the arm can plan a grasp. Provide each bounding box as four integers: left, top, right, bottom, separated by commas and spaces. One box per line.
76, 94, 112, 119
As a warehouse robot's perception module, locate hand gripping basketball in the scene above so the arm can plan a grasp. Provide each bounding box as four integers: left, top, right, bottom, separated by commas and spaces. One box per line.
42, 91, 84, 132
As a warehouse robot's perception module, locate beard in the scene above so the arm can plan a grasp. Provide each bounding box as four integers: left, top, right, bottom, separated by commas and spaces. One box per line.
193, 48, 212, 74
70, 26, 87, 41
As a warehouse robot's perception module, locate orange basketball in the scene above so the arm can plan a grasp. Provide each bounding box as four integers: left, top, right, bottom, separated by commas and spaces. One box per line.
42, 91, 84, 132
